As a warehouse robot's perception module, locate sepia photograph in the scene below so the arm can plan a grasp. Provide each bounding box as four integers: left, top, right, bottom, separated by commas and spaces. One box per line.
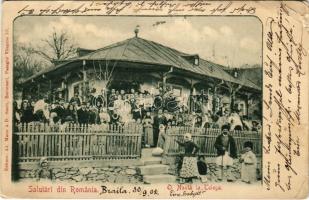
12, 16, 262, 186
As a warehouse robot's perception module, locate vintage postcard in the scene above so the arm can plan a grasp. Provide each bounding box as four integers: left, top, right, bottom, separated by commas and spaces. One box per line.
0, 0, 308, 199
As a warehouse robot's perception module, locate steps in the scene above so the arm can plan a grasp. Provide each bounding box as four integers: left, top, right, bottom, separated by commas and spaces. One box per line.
143, 174, 177, 184
141, 157, 162, 165
138, 148, 177, 184
139, 164, 168, 175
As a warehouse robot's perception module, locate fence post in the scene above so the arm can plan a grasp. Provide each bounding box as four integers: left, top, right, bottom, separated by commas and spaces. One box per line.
137, 124, 143, 158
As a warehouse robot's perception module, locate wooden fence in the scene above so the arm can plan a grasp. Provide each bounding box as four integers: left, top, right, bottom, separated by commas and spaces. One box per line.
164, 127, 262, 157
14, 123, 143, 162
14, 123, 262, 163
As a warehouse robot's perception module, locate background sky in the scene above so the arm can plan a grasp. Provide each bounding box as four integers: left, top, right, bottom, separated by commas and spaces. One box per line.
14, 16, 262, 68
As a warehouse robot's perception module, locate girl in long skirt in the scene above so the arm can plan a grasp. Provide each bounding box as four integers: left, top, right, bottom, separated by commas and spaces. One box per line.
239, 141, 257, 184
156, 124, 166, 149
176, 133, 199, 183
143, 112, 153, 147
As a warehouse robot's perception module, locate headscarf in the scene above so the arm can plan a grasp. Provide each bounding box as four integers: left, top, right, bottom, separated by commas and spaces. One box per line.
39, 157, 48, 166
184, 133, 192, 141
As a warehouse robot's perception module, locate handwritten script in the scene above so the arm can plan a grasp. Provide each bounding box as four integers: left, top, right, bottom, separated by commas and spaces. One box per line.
263, 2, 306, 192
16, 1, 256, 16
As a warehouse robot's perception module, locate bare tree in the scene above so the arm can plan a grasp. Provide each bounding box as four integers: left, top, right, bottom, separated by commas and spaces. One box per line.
13, 43, 47, 94
35, 28, 77, 64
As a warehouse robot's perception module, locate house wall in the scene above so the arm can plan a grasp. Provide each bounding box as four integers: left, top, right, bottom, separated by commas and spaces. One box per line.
45, 67, 258, 118
66, 70, 195, 103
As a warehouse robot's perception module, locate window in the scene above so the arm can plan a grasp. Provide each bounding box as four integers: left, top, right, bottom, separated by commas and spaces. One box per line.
234, 70, 238, 78
172, 86, 182, 97
158, 82, 182, 97
194, 57, 199, 66
72, 81, 89, 98
74, 85, 79, 95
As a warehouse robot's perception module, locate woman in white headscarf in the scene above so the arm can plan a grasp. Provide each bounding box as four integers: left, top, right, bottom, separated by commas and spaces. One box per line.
176, 133, 200, 183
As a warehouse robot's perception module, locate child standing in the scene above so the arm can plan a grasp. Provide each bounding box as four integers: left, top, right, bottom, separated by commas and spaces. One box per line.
239, 141, 257, 184
197, 155, 208, 183
176, 133, 199, 183
37, 157, 53, 181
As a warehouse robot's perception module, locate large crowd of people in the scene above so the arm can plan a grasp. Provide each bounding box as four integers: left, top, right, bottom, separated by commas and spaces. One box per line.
14, 87, 261, 133
15, 88, 261, 184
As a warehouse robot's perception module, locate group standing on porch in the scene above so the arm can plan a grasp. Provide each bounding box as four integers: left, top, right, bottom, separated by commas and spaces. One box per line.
14, 85, 261, 133
14, 86, 259, 184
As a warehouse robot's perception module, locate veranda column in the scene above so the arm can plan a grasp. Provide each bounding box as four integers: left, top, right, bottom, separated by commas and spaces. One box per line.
212, 86, 217, 114
230, 89, 235, 111
37, 83, 40, 98
162, 72, 167, 93
82, 60, 87, 102
245, 93, 249, 117
49, 79, 53, 102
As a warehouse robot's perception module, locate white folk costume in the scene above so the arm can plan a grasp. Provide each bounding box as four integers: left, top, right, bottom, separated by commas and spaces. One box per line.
99, 111, 110, 124
215, 151, 234, 167
241, 150, 257, 183
120, 100, 131, 124
228, 112, 243, 131
156, 125, 166, 149
214, 125, 237, 181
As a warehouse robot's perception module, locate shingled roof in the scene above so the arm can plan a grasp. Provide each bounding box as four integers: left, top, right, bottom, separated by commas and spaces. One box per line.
24, 36, 261, 91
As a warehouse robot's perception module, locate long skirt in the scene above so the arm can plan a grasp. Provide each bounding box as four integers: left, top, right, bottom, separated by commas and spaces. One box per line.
241, 163, 256, 183
144, 127, 154, 146
179, 156, 199, 178
157, 132, 165, 149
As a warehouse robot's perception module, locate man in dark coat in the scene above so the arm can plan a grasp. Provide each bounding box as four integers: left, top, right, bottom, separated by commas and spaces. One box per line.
51, 101, 65, 124
153, 109, 167, 147
214, 124, 237, 182
77, 102, 89, 125
70, 93, 81, 106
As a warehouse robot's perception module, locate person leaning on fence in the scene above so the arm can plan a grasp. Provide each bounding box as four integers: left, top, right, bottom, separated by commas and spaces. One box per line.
214, 124, 237, 182
176, 133, 199, 184
240, 141, 257, 184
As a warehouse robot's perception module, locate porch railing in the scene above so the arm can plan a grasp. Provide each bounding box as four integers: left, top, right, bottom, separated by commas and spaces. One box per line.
14, 123, 143, 162
14, 123, 262, 163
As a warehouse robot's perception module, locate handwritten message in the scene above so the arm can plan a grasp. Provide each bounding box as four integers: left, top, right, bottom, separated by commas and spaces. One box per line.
16, 1, 256, 16
1, 1, 308, 198
263, 2, 306, 192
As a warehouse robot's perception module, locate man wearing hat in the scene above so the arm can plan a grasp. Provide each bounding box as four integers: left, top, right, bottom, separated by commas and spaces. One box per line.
251, 121, 260, 132
214, 124, 237, 181
70, 92, 81, 106
77, 102, 89, 125
51, 101, 65, 124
